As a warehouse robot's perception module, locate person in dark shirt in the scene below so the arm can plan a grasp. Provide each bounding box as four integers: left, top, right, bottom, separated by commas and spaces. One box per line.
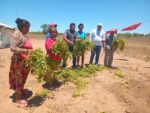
104, 30, 117, 67
63, 23, 78, 68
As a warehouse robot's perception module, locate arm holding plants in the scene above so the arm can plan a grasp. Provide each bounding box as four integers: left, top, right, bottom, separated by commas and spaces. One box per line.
102, 33, 106, 48
103, 34, 110, 51
63, 34, 74, 46
45, 39, 53, 53
10, 43, 31, 54
10, 32, 32, 54
103, 39, 107, 51
114, 34, 117, 40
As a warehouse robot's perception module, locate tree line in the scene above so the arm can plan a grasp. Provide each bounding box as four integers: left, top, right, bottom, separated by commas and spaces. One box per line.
29, 24, 150, 38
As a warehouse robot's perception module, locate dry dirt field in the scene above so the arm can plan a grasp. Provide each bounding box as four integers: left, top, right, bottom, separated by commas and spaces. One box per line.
0, 34, 150, 113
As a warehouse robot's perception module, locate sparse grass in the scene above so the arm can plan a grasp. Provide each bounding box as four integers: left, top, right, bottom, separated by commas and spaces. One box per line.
121, 77, 134, 89
121, 80, 129, 89
72, 78, 88, 97
35, 88, 49, 97
114, 70, 124, 78
73, 88, 83, 97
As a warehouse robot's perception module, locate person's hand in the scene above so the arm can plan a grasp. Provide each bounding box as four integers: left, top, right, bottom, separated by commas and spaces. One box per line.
103, 48, 106, 52
28, 49, 33, 53
70, 41, 74, 46
51, 50, 55, 54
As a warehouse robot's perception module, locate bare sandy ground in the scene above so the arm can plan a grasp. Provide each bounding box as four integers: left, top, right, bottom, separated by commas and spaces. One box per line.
0, 36, 150, 113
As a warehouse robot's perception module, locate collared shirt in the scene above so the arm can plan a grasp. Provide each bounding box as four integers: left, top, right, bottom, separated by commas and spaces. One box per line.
90, 28, 105, 46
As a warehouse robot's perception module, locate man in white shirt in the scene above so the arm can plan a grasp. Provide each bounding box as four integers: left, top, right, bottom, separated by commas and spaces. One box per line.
89, 23, 105, 65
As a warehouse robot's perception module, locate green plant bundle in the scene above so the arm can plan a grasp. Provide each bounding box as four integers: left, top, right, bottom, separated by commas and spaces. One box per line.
46, 56, 61, 70
25, 48, 47, 82
51, 38, 71, 60
73, 37, 93, 57
112, 38, 125, 51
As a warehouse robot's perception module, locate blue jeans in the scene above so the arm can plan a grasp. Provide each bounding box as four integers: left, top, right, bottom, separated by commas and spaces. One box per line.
89, 46, 102, 65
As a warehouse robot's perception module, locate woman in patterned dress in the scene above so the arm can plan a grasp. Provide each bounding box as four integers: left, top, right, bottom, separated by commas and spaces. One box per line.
9, 18, 32, 105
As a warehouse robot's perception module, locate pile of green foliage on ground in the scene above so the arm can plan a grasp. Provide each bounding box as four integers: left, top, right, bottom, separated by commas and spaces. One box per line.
55, 65, 105, 97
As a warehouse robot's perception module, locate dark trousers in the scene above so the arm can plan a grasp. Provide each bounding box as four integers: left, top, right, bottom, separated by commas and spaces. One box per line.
72, 56, 76, 67
89, 46, 102, 65
62, 46, 76, 68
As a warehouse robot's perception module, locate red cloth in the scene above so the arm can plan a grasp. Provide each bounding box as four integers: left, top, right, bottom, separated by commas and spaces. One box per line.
9, 58, 29, 92
18, 39, 33, 59
45, 37, 61, 61
106, 29, 117, 35
21, 39, 33, 49
122, 23, 141, 31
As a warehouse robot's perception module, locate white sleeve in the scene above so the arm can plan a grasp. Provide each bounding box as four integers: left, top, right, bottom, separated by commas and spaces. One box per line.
102, 32, 106, 41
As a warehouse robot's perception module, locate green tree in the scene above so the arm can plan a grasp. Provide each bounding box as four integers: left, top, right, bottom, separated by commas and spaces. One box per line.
40, 24, 49, 34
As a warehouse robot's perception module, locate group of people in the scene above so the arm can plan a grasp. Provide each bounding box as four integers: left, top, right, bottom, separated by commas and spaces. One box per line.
45, 22, 117, 68
45, 22, 86, 68
9, 18, 117, 106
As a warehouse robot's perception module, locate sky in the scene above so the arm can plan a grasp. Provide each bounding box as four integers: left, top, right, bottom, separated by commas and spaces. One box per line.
0, 0, 150, 34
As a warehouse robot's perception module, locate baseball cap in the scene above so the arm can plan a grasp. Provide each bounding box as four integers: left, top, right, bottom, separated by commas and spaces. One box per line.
97, 23, 103, 26
50, 23, 57, 27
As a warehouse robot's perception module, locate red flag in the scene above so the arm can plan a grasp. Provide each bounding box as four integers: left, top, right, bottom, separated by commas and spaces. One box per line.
122, 23, 141, 31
